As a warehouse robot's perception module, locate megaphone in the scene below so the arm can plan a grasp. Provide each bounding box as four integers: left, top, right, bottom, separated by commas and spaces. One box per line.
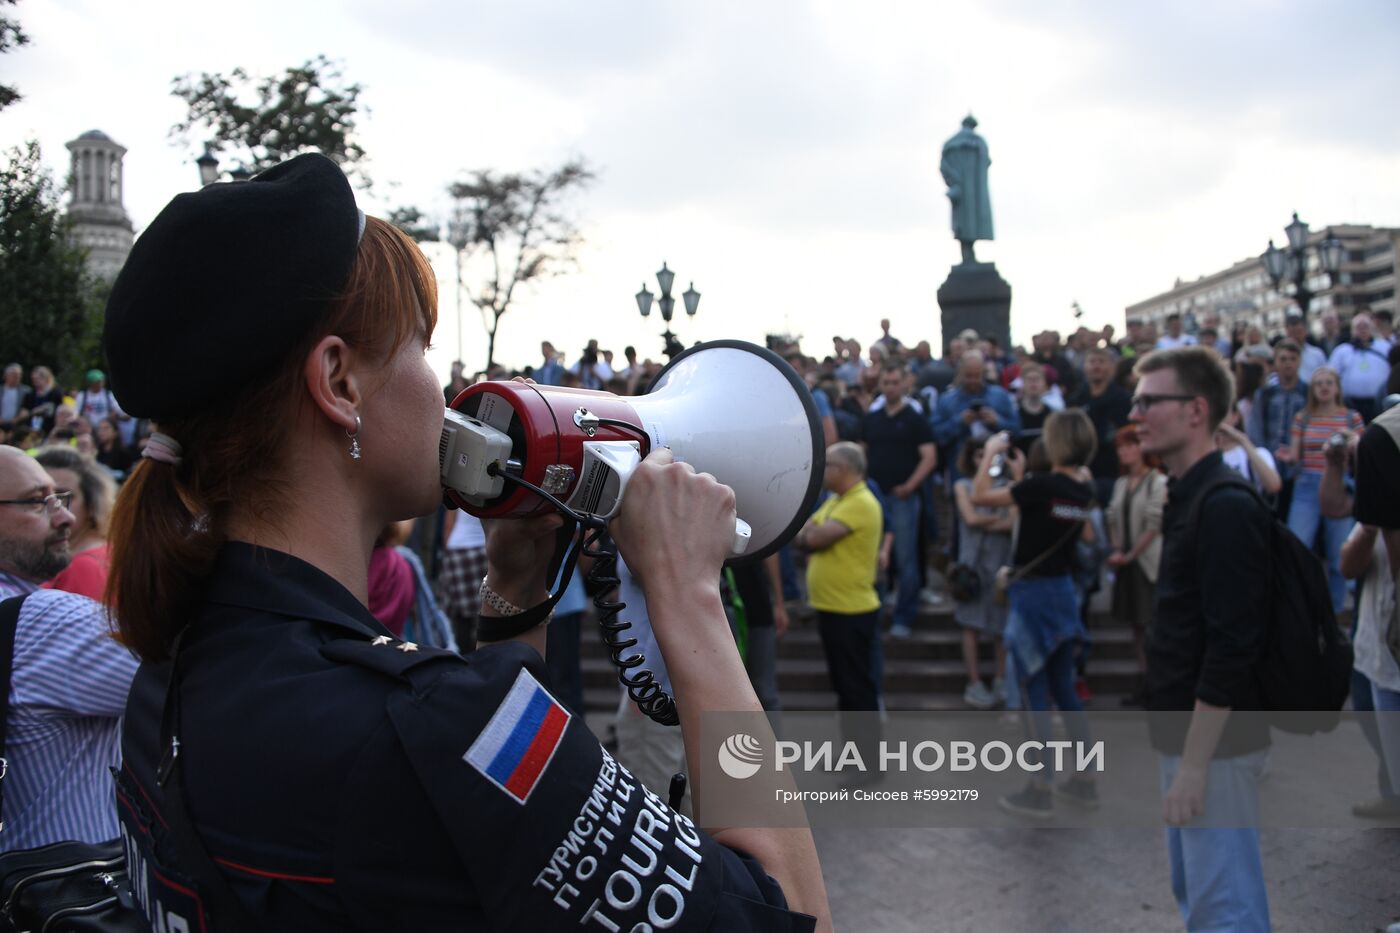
439, 339, 824, 562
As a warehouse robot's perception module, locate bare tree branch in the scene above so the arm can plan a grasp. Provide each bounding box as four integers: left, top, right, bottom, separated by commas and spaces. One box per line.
445, 158, 595, 367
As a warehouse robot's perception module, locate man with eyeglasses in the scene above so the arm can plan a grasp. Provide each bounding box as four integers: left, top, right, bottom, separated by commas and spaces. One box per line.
1130, 348, 1272, 932
0, 446, 140, 851
0, 446, 76, 598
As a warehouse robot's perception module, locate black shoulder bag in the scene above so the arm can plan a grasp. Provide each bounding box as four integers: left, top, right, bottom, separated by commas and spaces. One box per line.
0, 595, 148, 932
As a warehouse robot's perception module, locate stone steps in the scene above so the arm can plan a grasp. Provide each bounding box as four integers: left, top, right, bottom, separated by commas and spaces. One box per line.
581, 687, 1133, 714
573, 604, 1143, 712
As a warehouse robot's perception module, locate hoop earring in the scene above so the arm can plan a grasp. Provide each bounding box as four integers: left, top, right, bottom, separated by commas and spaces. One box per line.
347, 415, 362, 461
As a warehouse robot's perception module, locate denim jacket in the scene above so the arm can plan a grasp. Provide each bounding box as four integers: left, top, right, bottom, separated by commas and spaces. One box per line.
931, 384, 1021, 448
1245, 380, 1307, 467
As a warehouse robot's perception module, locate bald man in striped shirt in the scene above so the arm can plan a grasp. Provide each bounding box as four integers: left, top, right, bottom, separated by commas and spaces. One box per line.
0, 446, 138, 850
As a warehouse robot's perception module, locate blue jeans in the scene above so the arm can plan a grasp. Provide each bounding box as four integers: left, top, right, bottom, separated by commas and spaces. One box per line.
1159, 752, 1271, 933
883, 492, 923, 632
1353, 667, 1399, 799
1021, 640, 1091, 780
778, 544, 800, 602
1374, 682, 1400, 801
1285, 470, 1354, 613
919, 471, 940, 542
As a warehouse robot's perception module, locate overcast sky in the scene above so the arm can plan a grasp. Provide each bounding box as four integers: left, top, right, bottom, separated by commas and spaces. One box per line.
7, 0, 1400, 378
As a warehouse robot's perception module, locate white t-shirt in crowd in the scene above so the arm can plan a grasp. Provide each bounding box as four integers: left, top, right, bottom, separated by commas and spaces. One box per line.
1155, 334, 1198, 350
1220, 444, 1276, 493
569, 359, 614, 390
446, 511, 486, 550
77, 388, 122, 422
0, 385, 24, 421
1328, 338, 1394, 401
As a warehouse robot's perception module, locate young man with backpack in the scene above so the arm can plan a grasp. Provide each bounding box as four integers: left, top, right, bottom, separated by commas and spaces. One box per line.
1131, 346, 1273, 932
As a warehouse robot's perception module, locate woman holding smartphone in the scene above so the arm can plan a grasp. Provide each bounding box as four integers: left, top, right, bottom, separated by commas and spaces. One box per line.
972, 410, 1098, 820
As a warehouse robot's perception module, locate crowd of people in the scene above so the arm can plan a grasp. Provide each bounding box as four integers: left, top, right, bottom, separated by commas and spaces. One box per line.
423, 312, 1398, 930
0, 364, 144, 475
4, 285, 1399, 932
495, 309, 1396, 713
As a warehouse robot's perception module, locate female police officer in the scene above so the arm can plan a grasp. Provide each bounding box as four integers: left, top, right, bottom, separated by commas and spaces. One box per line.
104, 154, 829, 931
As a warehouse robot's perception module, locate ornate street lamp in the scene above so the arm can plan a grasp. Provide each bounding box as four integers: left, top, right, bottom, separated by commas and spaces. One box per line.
1259, 212, 1346, 326
1319, 230, 1346, 281
635, 262, 700, 359
196, 150, 219, 187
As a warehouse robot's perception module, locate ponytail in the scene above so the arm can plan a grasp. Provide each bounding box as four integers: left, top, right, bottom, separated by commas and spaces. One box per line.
105, 456, 222, 660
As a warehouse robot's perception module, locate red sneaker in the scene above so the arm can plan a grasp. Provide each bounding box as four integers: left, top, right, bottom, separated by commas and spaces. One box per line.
1074, 678, 1093, 703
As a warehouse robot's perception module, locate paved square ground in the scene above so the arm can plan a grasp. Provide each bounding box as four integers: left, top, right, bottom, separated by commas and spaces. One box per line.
813, 827, 1400, 932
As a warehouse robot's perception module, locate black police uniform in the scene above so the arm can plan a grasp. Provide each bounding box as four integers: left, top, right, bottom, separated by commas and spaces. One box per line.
117, 543, 815, 931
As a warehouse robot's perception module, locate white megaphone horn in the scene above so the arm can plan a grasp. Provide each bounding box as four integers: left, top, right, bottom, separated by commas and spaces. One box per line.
439, 339, 825, 562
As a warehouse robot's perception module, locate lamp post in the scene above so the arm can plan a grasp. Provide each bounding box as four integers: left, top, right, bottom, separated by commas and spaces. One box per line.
1260, 212, 1345, 326
196, 150, 219, 188
196, 150, 254, 187
635, 262, 701, 359
196, 150, 256, 187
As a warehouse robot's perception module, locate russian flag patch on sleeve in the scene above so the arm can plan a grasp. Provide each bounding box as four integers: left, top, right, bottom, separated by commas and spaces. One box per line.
465, 669, 572, 803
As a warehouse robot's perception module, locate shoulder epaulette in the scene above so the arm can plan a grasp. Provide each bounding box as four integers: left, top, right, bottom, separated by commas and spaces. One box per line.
320, 636, 460, 682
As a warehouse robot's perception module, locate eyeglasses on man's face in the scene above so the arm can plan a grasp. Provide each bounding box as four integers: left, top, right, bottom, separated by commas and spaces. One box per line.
0, 491, 74, 516
1130, 393, 1197, 413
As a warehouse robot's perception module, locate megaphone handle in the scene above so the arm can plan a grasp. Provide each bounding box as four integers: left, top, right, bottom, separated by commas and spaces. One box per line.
599, 444, 750, 558
732, 518, 752, 556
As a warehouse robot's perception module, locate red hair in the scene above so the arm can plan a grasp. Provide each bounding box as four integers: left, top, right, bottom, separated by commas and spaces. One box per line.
1113, 423, 1161, 472
107, 218, 438, 661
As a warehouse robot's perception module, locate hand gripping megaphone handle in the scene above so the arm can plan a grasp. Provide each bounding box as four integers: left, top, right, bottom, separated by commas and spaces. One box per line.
599, 444, 750, 558
731, 519, 751, 556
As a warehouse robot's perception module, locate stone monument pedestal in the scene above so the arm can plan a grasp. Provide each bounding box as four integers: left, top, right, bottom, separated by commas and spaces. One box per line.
937, 261, 1011, 353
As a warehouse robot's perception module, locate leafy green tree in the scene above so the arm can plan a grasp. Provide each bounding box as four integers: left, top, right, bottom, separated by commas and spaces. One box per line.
169, 55, 370, 187
447, 159, 594, 368
0, 142, 105, 388
0, 0, 30, 111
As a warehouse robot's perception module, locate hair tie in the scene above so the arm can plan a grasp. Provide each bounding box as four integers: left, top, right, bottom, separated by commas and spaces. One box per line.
142, 432, 184, 466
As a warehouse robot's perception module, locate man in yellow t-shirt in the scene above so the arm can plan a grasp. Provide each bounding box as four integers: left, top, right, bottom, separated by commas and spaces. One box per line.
796, 442, 884, 729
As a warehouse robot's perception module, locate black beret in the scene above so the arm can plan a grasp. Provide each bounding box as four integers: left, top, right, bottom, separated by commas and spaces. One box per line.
104, 153, 363, 421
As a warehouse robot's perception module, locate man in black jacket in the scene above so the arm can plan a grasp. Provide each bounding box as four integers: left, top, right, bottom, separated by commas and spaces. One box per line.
1069, 346, 1133, 505
1131, 346, 1272, 932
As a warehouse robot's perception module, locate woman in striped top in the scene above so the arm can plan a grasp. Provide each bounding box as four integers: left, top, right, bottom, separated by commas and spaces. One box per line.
1276, 367, 1364, 611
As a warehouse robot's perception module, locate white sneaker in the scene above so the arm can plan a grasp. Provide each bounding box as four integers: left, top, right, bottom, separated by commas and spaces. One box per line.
963, 681, 997, 709
918, 587, 946, 606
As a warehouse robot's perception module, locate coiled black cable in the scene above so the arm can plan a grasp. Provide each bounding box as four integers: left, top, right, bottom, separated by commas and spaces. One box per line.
580, 525, 679, 726
487, 464, 680, 726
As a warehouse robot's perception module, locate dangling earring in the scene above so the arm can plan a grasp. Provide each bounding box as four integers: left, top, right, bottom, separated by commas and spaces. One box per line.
347, 415, 362, 461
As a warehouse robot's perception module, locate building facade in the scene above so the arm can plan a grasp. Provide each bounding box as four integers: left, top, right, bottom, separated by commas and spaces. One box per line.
64, 130, 134, 279
1126, 224, 1398, 337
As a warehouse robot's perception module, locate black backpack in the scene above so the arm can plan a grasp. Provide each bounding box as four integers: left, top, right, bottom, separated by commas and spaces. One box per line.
1188, 476, 1353, 733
